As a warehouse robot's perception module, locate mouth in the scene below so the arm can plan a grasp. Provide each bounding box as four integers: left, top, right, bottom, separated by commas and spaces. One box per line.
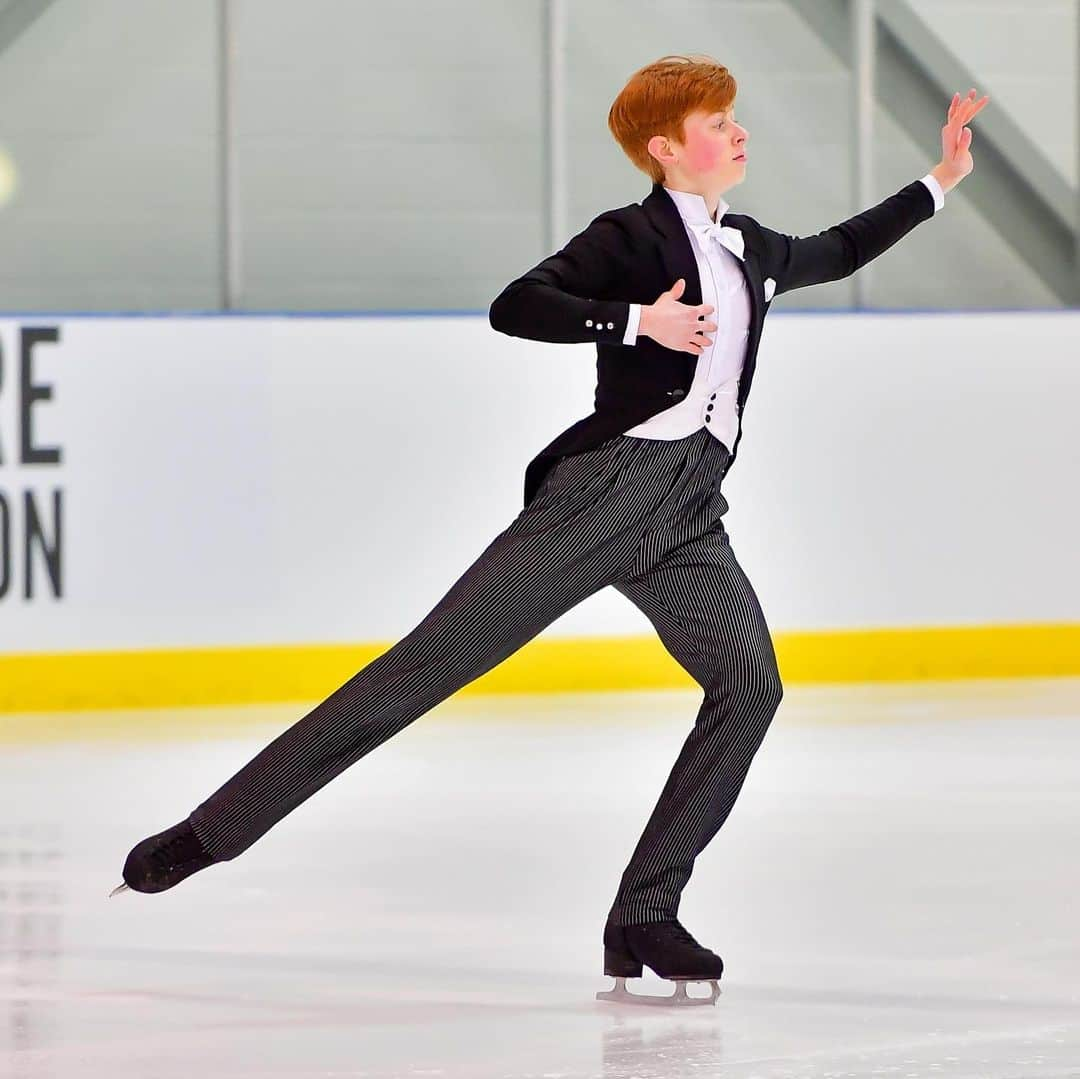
734, 154, 746, 162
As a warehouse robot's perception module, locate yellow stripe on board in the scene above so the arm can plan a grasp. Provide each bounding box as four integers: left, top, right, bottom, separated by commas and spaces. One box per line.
1, 624, 1078, 720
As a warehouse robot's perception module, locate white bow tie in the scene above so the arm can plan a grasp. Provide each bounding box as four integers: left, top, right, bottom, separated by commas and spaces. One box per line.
688, 221, 745, 262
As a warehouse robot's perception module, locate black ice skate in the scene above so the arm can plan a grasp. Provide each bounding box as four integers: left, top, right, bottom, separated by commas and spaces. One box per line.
108, 818, 217, 897
596, 917, 723, 1006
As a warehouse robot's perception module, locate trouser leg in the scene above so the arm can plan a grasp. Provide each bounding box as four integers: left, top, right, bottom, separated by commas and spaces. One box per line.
607, 521, 784, 926
188, 464, 640, 862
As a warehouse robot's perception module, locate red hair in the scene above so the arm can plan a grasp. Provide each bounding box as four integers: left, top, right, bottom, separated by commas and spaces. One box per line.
607, 54, 738, 184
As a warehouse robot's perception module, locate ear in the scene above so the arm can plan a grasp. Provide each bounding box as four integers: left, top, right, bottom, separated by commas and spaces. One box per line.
646, 134, 672, 167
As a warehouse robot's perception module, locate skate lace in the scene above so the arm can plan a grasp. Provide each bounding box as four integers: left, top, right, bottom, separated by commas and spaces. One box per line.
151, 831, 191, 870
667, 921, 701, 949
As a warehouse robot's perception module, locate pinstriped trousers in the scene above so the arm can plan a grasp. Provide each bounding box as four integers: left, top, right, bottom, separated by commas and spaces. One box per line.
188, 425, 783, 926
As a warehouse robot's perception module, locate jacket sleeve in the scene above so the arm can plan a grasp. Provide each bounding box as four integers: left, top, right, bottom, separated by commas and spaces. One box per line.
488, 211, 634, 345
755, 179, 936, 297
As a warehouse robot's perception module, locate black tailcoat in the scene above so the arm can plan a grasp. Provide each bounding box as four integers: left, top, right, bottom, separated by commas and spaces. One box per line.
489, 179, 935, 508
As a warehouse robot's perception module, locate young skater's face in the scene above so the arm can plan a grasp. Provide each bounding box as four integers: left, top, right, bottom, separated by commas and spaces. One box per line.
653, 105, 749, 202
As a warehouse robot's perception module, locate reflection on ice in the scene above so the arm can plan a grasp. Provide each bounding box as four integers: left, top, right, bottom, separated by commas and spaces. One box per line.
1, 678, 1078, 1078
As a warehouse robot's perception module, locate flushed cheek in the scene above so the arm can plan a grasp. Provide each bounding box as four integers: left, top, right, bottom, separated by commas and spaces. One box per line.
686, 137, 727, 171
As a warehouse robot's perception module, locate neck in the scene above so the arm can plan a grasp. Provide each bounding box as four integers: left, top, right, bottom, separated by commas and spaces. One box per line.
661, 178, 728, 222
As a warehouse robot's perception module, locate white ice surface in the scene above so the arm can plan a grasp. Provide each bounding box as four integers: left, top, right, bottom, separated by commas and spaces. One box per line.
2, 678, 1078, 1078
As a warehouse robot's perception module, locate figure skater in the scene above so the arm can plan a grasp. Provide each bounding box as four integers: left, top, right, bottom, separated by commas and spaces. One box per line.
113, 54, 987, 1006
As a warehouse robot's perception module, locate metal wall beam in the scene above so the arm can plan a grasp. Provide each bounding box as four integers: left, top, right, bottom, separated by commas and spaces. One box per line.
787, 0, 1078, 305
218, 0, 240, 310
851, 0, 875, 308
543, 0, 567, 255
0, 0, 58, 58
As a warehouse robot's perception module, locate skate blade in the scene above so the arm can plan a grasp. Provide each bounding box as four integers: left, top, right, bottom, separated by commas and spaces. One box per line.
108, 882, 131, 898
595, 976, 722, 1006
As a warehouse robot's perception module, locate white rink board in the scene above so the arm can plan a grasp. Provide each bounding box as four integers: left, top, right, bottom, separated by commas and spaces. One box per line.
0, 312, 1076, 652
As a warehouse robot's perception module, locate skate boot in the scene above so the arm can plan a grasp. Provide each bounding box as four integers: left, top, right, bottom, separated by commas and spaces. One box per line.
108, 818, 217, 897
597, 917, 723, 1006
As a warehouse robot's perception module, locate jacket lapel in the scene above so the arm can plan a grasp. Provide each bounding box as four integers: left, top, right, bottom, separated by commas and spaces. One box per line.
641, 181, 763, 332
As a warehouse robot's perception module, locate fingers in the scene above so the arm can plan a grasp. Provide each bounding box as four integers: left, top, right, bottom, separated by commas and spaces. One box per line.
948, 88, 989, 126
959, 95, 989, 122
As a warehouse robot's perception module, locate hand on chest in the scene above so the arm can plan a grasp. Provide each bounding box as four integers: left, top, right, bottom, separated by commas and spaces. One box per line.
628, 226, 767, 325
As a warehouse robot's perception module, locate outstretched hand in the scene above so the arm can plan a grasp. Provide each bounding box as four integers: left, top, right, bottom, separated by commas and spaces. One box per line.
937, 88, 990, 188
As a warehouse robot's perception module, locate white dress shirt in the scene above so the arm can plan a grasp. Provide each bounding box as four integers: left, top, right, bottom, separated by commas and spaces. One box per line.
620, 173, 946, 451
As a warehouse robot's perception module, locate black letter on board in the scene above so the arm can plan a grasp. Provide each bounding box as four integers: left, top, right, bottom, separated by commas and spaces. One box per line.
0, 337, 5, 466
24, 489, 63, 598
21, 327, 62, 465
0, 492, 9, 597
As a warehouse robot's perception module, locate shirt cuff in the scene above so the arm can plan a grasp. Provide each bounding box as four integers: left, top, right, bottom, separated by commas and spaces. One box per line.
919, 172, 945, 213
622, 303, 642, 345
